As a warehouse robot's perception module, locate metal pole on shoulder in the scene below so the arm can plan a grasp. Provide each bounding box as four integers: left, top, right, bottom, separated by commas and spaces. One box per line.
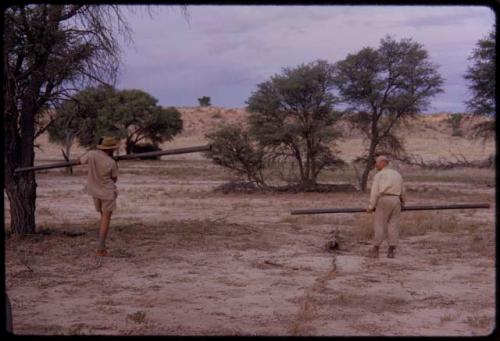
13, 144, 212, 174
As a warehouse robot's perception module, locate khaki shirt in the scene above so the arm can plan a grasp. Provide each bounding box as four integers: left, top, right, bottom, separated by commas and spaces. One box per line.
80, 150, 118, 200
369, 167, 406, 210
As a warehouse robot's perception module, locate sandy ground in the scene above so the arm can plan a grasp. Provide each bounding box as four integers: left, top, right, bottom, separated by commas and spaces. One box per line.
4, 109, 496, 336
4, 158, 496, 336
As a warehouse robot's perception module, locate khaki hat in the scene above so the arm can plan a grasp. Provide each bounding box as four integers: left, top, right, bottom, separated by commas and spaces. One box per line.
97, 136, 120, 150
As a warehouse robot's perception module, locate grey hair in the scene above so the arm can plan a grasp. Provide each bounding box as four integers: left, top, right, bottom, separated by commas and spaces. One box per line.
376, 155, 389, 164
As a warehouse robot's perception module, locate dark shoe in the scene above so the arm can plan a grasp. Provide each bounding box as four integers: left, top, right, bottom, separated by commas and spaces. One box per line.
367, 246, 379, 258
387, 246, 396, 259
96, 249, 109, 257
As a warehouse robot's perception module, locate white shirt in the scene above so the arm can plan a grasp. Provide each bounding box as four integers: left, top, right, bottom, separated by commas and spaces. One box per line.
369, 167, 406, 209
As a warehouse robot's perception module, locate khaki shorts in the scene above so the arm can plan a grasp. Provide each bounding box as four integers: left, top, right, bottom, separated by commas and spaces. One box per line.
93, 197, 116, 213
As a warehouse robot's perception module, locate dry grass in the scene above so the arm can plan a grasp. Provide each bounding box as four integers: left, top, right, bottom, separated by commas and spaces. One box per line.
124, 164, 230, 180
353, 211, 482, 241
37, 207, 55, 217
466, 229, 495, 258
231, 201, 252, 210
464, 315, 494, 331
282, 213, 351, 226
4, 218, 276, 283
289, 294, 317, 335
335, 291, 355, 305
403, 212, 460, 235
316, 167, 358, 183
440, 312, 459, 323
428, 257, 440, 266
403, 168, 494, 185
283, 215, 332, 225
127, 311, 147, 324
102, 218, 272, 253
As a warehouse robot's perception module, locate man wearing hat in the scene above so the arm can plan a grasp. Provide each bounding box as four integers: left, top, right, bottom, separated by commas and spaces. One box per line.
366, 155, 406, 259
78, 136, 120, 256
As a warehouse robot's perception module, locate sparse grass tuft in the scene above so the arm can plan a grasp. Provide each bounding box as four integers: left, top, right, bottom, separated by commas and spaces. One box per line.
37, 207, 55, 217
290, 214, 339, 225
464, 315, 493, 330
336, 292, 353, 305
467, 230, 495, 258
428, 257, 440, 266
440, 312, 459, 323
127, 311, 147, 324
231, 201, 252, 210
281, 215, 299, 224
402, 212, 457, 236
61, 325, 80, 335
289, 292, 318, 335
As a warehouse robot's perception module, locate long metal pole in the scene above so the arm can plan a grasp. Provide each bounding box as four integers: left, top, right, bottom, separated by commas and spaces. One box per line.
115, 144, 211, 160
14, 144, 211, 174
290, 203, 491, 215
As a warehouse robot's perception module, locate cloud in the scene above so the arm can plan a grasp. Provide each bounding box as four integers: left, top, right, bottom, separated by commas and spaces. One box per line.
116, 5, 494, 111
402, 6, 494, 28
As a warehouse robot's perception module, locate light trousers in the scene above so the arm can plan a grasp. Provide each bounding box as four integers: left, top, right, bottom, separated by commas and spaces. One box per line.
373, 195, 401, 247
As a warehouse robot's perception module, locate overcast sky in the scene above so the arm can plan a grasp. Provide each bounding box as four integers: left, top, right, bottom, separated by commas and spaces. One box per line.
115, 5, 495, 113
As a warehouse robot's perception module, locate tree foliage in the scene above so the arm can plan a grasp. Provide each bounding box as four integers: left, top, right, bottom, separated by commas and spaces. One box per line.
333, 36, 444, 191
245, 60, 345, 189
464, 26, 495, 139
464, 27, 495, 117
198, 96, 211, 107
49, 86, 183, 154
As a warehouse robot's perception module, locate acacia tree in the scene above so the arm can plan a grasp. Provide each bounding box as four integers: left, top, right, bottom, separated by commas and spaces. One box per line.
333, 36, 444, 191
49, 86, 183, 153
110, 89, 183, 154
246, 60, 344, 189
4, 5, 133, 235
464, 26, 496, 139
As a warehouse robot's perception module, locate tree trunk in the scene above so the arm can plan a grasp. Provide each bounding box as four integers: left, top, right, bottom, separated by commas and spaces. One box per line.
359, 131, 378, 192
360, 162, 372, 193
4, 62, 45, 235
4, 100, 37, 235
360, 137, 378, 192
302, 133, 317, 190
360, 109, 380, 192
290, 143, 305, 185
63, 133, 74, 175
5, 174, 37, 235
126, 138, 134, 154
5, 293, 13, 333
302, 178, 317, 191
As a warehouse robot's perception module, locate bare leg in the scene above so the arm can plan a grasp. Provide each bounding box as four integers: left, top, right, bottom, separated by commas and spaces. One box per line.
98, 211, 112, 250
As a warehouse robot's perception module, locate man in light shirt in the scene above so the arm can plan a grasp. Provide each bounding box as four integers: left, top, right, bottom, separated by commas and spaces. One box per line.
79, 136, 120, 256
366, 155, 406, 258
